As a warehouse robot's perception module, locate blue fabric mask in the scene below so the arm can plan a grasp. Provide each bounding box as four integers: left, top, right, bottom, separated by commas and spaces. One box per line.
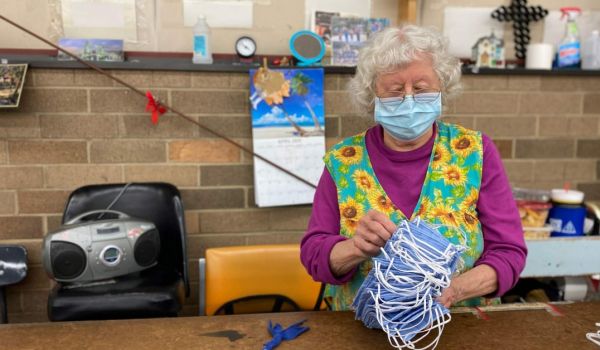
374, 93, 442, 141
352, 218, 465, 347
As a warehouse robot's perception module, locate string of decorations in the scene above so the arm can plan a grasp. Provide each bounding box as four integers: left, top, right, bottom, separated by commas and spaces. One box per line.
0, 14, 317, 189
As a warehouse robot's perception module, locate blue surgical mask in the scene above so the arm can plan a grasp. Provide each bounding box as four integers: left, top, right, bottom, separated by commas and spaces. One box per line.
374, 93, 442, 141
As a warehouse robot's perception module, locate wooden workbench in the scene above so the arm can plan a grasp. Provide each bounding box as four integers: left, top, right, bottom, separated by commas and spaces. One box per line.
1, 302, 598, 350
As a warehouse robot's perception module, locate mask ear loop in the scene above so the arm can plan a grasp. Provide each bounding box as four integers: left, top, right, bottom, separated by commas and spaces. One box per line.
392, 230, 455, 292
356, 219, 465, 350
379, 226, 449, 305
375, 225, 457, 345
409, 309, 451, 350
423, 221, 471, 297
409, 221, 465, 291
382, 222, 454, 299
389, 295, 435, 338
371, 259, 421, 301
431, 220, 469, 252
375, 226, 436, 294
374, 271, 428, 305
373, 246, 434, 342
390, 222, 454, 276
406, 220, 468, 285
401, 306, 450, 350
586, 333, 600, 347
396, 221, 457, 266
385, 305, 449, 350
586, 323, 600, 346
403, 224, 460, 263
374, 284, 429, 327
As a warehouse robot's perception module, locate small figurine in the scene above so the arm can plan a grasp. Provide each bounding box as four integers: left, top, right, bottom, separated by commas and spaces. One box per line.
472, 31, 505, 68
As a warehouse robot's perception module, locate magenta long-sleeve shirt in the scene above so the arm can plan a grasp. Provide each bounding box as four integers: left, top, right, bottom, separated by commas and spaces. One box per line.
300, 124, 527, 297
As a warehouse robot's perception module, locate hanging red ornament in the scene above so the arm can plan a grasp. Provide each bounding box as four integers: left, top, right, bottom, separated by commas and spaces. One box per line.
145, 91, 166, 125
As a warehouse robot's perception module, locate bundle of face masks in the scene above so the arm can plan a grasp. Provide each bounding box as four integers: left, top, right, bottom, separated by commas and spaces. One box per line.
352, 218, 465, 350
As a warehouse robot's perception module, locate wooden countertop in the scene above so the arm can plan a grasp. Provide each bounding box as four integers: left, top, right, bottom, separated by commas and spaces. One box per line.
1, 302, 599, 350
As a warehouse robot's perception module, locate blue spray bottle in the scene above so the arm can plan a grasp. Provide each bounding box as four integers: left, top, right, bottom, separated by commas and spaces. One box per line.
557, 7, 582, 68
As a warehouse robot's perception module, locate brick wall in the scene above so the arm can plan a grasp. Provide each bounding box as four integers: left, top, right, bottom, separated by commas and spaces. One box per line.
1, 69, 599, 322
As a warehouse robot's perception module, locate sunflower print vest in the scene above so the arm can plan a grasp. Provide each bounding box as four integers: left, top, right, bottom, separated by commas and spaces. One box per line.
323, 121, 496, 311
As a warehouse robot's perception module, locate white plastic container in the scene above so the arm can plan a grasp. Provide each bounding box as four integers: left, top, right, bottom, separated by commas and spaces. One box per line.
192, 16, 213, 64
582, 30, 600, 70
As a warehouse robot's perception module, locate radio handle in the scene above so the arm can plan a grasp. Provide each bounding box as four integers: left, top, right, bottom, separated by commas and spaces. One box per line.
66, 210, 130, 225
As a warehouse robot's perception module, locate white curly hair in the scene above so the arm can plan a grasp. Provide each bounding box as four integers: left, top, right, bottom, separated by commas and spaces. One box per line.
347, 25, 462, 116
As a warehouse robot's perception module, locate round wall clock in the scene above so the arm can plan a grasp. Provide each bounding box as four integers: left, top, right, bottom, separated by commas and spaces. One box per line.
235, 36, 257, 59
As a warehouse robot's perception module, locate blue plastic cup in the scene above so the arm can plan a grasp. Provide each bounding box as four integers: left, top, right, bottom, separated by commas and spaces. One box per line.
548, 204, 586, 237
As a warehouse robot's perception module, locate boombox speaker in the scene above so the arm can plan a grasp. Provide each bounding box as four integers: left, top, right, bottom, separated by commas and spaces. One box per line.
42, 210, 160, 283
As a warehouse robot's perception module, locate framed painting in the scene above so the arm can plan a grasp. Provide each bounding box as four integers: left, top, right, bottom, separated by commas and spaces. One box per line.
0, 63, 28, 108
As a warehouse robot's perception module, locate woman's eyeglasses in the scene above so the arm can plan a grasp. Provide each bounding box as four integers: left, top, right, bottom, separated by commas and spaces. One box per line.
377, 90, 441, 105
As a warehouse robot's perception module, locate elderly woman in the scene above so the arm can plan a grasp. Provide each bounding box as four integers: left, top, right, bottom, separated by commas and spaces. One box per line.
300, 25, 527, 311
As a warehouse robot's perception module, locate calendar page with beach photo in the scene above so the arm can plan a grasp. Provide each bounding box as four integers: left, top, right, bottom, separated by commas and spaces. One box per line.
249, 68, 325, 207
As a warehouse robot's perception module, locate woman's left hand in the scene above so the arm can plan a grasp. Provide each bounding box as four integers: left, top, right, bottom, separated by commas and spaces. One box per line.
437, 283, 462, 308
437, 264, 498, 308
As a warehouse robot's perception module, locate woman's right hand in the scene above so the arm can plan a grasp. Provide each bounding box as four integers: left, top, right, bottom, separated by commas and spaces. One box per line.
329, 210, 397, 277
352, 210, 397, 258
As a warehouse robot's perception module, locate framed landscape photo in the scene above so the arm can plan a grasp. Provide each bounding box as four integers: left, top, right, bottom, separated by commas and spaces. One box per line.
0, 63, 28, 108
57, 38, 124, 62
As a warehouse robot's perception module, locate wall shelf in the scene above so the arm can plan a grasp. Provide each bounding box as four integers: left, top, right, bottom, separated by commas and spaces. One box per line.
4, 52, 600, 76
521, 236, 600, 278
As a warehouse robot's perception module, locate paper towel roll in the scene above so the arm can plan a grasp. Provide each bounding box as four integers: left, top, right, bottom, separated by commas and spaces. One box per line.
561, 276, 588, 301
527, 43, 554, 70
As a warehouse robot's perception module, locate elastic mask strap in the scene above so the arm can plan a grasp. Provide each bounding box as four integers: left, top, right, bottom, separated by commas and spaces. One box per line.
356, 219, 464, 350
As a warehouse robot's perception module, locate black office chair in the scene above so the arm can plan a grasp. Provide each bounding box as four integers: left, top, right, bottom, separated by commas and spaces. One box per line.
47, 182, 190, 321
0, 245, 27, 323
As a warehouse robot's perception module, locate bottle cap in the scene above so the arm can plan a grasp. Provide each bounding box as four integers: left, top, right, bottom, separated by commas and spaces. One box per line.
551, 189, 585, 204
560, 7, 581, 20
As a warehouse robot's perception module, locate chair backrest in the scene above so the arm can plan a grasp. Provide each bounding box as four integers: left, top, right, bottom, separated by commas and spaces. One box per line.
0, 245, 27, 324
0, 245, 27, 287
62, 182, 189, 296
200, 244, 323, 315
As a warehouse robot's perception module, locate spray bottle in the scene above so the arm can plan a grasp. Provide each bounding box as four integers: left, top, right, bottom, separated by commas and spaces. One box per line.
557, 7, 582, 68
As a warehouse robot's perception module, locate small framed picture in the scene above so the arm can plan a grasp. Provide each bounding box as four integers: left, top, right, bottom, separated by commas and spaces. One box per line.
0, 63, 28, 108
57, 38, 124, 62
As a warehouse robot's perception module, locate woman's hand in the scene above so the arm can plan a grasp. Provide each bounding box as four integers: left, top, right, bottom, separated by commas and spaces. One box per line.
352, 210, 397, 258
437, 283, 462, 308
329, 210, 396, 277
437, 264, 498, 308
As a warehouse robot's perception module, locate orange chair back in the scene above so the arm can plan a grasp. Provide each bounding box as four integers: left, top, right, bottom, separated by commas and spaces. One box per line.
203, 244, 323, 315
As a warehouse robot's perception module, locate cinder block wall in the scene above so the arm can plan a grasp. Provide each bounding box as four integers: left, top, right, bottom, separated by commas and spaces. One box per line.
1, 69, 599, 322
